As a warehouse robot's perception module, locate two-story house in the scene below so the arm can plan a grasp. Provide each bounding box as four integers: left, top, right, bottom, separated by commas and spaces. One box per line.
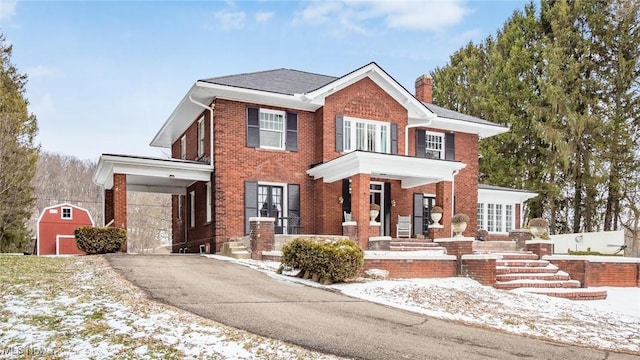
94, 62, 536, 253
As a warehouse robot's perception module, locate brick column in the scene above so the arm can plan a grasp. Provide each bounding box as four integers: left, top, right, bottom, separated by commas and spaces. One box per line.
461, 254, 498, 286
112, 173, 127, 252
435, 182, 452, 236
350, 174, 371, 250
437, 238, 473, 275
526, 240, 554, 258
342, 221, 357, 242
249, 217, 275, 260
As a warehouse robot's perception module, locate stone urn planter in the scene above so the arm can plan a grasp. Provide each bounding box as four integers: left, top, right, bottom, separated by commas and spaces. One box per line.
528, 218, 549, 240
430, 205, 443, 225
369, 204, 381, 222
451, 213, 469, 238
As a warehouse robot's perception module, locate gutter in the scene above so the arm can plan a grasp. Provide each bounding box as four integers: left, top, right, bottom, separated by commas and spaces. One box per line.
404, 120, 433, 156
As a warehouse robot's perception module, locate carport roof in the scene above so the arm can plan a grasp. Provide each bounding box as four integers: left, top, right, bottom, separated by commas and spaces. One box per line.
93, 154, 212, 195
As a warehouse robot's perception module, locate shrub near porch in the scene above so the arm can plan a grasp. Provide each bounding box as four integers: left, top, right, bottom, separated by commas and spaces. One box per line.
279, 237, 364, 284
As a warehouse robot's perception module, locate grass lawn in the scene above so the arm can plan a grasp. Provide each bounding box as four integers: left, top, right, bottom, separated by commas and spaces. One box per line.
0, 255, 343, 360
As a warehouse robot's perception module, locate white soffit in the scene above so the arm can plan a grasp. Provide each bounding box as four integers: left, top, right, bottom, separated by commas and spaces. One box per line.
478, 188, 538, 204
94, 154, 212, 194
307, 152, 466, 189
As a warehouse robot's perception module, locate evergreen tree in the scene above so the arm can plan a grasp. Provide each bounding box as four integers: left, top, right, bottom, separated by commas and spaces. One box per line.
0, 33, 39, 253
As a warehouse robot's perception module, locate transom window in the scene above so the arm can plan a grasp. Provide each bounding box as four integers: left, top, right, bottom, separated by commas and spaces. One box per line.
343, 117, 390, 153
61, 207, 72, 219
425, 131, 444, 159
259, 109, 285, 149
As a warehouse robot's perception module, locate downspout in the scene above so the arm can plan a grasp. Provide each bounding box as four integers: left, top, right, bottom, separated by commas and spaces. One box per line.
188, 94, 215, 253
451, 169, 460, 237
188, 95, 215, 169
404, 120, 432, 156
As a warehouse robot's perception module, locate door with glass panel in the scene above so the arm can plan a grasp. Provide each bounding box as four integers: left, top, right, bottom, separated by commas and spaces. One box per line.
258, 185, 284, 234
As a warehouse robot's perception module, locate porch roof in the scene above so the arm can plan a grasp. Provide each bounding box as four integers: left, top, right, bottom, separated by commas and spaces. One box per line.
93, 154, 212, 195
306, 151, 466, 189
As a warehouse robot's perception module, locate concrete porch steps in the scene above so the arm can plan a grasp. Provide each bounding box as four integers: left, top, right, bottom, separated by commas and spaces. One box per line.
491, 251, 607, 300
220, 240, 251, 259
389, 239, 446, 252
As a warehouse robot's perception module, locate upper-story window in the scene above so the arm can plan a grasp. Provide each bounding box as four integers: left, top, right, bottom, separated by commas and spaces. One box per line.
424, 131, 444, 159
343, 117, 390, 153
416, 130, 455, 160
247, 107, 298, 151
259, 109, 285, 149
197, 118, 205, 157
61, 207, 72, 219
180, 135, 186, 160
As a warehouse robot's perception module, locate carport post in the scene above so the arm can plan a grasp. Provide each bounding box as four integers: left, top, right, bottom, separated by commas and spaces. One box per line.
113, 173, 128, 252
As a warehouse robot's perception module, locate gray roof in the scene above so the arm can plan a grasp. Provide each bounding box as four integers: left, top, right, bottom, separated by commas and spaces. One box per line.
200, 68, 337, 96
423, 103, 501, 127
479, 184, 537, 194
200, 67, 502, 128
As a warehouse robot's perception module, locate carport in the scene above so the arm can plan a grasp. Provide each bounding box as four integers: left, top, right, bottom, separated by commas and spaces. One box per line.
93, 154, 212, 251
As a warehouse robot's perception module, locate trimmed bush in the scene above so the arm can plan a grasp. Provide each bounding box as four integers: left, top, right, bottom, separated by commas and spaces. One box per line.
280, 237, 364, 284
75, 226, 126, 254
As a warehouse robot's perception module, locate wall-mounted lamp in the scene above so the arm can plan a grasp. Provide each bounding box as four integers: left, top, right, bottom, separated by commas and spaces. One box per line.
391, 200, 396, 207
338, 196, 344, 204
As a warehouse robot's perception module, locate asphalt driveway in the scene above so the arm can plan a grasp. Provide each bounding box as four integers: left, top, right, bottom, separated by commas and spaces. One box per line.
105, 254, 639, 360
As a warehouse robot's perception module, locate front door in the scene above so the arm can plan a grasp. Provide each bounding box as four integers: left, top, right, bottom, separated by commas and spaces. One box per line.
370, 182, 384, 236
258, 185, 284, 234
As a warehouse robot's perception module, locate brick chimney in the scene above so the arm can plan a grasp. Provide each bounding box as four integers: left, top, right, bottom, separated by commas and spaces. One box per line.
415, 74, 433, 104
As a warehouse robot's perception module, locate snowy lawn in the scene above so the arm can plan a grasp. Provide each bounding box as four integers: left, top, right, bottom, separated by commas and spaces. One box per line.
220, 256, 640, 355
0, 255, 344, 360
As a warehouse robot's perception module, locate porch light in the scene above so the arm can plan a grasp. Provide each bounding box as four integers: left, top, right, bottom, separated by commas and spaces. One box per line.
338, 196, 344, 204
391, 200, 396, 207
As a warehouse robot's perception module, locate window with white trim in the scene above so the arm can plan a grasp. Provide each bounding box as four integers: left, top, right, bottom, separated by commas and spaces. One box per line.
425, 131, 444, 159
487, 204, 495, 232
259, 109, 285, 149
505, 205, 513, 232
477, 202, 516, 233
343, 117, 390, 153
61, 207, 72, 220
180, 135, 186, 160
177, 195, 182, 220
197, 118, 205, 157
189, 191, 195, 228
206, 182, 212, 223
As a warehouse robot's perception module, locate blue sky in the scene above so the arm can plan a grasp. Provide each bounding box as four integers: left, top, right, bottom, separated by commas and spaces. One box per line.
1, 0, 528, 161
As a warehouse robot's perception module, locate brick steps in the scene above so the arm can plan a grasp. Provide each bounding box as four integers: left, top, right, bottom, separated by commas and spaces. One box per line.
220, 241, 251, 259
514, 288, 608, 300
389, 239, 446, 253
490, 251, 607, 300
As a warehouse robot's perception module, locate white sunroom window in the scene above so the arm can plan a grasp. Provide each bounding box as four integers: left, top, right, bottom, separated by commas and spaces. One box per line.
344, 117, 390, 153
478, 202, 515, 233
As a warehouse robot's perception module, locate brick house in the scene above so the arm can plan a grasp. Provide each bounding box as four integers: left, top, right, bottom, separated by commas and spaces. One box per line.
94, 62, 535, 253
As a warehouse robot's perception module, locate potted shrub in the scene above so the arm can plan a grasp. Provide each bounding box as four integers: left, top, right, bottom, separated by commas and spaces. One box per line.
528, 218, 549, 239
430, 205, 443, 225
369, 203, 381, 222
451, 213, 469, 237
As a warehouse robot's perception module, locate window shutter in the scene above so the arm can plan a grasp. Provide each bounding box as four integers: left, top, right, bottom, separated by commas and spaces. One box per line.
285, 112, 298, 151
413, 193, 424, 237
415, 130, 426, 158
341, 179, 351, 216
390, 123, 398, 155
384, 182, 391, 236
445, 133, 455, 160
287, 184, 300, 217
246, 107, 260, 148
244, 181, 258, 235
335, 115, 343, 152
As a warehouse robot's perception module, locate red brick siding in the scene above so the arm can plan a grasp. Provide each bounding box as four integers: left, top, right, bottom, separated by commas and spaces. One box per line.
322, 77, 408, 162
461, 258, 497, 286
250, 219, 275, 260
171, 110, 211, 161
363, 259, 456, 278
209, 99, 318, 251
548, 259, 639, 287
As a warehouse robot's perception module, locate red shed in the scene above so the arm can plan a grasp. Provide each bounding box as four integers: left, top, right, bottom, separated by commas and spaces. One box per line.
36, 203, 94, 255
